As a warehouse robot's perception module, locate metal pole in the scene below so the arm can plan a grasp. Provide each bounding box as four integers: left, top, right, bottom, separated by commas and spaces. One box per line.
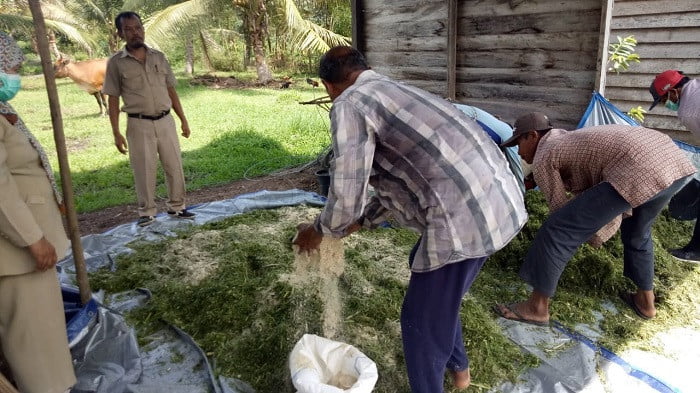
27, 0, 92, 305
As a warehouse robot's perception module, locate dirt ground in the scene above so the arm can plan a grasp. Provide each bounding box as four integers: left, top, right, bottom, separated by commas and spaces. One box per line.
76, 164, 322, 235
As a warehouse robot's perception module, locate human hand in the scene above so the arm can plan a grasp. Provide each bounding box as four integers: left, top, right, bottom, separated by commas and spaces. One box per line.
292, 223, 323, 254
181, 121, 191, 138
27, 237, 58, 272
114, 133, 128, 154
524, 174, 536, 190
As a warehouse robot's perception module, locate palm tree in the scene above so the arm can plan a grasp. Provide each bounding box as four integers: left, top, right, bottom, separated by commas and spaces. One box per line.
0, 0, 98, 56
141, 0, 350, 83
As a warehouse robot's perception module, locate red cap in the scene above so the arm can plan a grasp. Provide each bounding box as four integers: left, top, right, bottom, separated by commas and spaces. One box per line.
649, 70, 685, 110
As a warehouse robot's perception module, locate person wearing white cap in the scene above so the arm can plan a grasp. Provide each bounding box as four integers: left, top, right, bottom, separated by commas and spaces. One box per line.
649, 70, 700, 262
493, 112, 695, 324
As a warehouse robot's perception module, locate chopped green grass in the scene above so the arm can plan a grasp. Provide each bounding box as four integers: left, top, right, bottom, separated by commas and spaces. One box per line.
90, 192, 700, 392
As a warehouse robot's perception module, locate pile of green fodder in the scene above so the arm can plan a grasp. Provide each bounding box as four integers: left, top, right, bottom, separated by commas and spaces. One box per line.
90, 191, 700, 392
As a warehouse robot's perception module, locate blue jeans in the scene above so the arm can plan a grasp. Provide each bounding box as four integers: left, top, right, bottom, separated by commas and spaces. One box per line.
403, 244, 487, 393
520, 177, 692, 296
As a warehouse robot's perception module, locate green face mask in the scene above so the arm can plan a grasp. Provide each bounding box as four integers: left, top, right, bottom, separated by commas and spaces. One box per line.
0, 71, 21, 101
665, 99, 679, 112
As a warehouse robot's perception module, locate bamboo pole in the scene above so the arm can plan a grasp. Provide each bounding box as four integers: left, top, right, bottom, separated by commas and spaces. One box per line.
27, 0, 92, 305
0, 373, 18, 393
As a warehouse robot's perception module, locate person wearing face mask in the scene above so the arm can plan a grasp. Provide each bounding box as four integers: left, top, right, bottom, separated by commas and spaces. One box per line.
649, 70, 700, 262
0, 32, 76, 393
0, 66, 20, 101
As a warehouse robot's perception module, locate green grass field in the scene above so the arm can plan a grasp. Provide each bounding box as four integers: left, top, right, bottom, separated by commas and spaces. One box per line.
11, 72, 331, 212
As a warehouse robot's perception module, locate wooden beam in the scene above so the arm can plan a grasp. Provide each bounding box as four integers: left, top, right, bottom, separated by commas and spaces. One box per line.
28, 0, 92, 304
0, 372, 19, 393
595, 0, 614, 95
351, 0, 365, 53
447, 0, 457, 100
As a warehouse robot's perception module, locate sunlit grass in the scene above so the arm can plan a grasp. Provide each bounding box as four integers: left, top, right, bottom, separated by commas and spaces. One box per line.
12, 73, 331, 212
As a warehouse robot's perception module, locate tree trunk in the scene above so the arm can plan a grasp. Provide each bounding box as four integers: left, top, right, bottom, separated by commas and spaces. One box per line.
199, 31, 215, 72
108, 22, 120, 52
247, 0, 272, 83
185, 35, 194, 75
47, 30, 61, 59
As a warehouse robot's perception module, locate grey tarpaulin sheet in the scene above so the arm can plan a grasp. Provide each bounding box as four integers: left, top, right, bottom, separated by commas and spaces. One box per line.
57, 190, 324, 393
490, 307, 696, 393
56, 189, 696, 393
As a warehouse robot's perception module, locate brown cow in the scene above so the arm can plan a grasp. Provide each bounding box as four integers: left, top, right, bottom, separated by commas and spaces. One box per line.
53, 57, 108, 116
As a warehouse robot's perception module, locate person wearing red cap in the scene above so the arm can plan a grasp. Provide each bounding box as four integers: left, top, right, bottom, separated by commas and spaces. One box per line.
649, 70, 700, 262
493, 112, 695, 324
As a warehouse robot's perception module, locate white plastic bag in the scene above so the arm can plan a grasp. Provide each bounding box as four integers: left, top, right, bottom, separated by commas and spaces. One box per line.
289, 334, 378, 393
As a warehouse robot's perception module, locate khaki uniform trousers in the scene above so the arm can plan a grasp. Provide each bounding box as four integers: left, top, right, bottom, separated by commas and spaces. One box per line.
0, 270, 76, 393
126, 114, 187, 217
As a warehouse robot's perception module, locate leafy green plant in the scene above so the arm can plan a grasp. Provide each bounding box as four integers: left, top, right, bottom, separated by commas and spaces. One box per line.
607, 35, 640, 73
607, 35, 646, 122
627, 105, 647, 123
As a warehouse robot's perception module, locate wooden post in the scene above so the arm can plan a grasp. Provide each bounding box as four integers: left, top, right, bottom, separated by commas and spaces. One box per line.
0, 373, 18, 393
595, 0, 614, 95
351, 0, 365, 53
27, 0, 92, 305
446, 0, 458, 100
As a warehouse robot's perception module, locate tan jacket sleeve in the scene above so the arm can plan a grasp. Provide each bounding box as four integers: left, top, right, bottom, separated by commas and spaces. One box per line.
0, 117, 43, 247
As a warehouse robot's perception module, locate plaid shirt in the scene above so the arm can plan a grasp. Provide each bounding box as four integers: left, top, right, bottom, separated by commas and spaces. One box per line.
314, 70, 527, 272
533, 125, 696, 245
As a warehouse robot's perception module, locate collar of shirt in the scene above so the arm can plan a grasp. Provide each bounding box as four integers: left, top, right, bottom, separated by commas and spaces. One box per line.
118, 45, 155, 59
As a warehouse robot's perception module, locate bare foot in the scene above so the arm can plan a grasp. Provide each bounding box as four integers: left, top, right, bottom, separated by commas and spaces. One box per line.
493, 301, 550, 326
450, 368, 471, 389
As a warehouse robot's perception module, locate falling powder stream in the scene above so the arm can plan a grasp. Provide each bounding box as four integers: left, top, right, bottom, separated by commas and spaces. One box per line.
292, 236, 345, 338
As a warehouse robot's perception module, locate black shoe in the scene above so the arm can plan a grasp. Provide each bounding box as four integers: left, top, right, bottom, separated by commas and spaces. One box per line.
669, 247, 700, 263
137, 215, 155, 227
167, 209, 195, 219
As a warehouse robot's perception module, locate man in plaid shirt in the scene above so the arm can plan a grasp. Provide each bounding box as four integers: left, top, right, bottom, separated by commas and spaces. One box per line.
495, 112, 695, 325
293, 46, 527, 392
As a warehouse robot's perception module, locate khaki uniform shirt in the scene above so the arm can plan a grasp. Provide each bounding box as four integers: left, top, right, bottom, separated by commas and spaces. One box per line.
533, 125, 696, 245
102, 46, 177, 116
0, 116, 69, 276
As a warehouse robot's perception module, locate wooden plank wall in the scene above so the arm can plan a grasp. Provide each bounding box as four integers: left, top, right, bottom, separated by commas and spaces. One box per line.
360, 0, 602, 129
362, 0, 449, 94
604, 0, 700, 144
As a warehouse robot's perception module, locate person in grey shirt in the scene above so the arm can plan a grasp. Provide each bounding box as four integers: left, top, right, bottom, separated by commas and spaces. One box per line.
293, 46, 527, 392
649, 70, 700, 262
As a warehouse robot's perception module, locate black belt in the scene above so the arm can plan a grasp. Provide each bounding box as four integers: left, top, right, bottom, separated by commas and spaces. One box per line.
127, 109, 170, 120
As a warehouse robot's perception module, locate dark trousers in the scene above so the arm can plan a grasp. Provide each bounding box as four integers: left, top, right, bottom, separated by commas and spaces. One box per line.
520, 177, 691, 297
402, 245, 487, 393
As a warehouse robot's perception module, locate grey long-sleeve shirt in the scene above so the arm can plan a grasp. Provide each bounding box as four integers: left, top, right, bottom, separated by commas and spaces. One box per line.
314, 70, 527, 273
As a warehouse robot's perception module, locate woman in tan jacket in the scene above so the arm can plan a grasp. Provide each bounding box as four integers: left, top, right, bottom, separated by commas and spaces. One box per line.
0, 32, 76, 393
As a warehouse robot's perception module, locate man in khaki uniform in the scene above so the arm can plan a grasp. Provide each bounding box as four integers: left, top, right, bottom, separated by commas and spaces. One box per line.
103, 11, 195, 227
0, 32, 76, 393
